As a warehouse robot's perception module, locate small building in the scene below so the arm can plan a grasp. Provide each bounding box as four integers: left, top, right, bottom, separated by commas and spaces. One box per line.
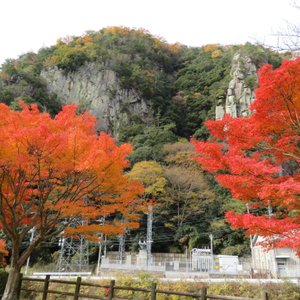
190, 248, 212, 272
252, 237, 300, 278
217, 255, 240, 274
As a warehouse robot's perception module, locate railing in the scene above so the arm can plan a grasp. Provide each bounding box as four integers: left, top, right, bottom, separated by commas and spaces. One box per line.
19, 275, 270, 300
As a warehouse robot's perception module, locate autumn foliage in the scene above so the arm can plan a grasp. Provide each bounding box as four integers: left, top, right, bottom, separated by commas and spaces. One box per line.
0, 102, 144, 298
193, 58, 300, 255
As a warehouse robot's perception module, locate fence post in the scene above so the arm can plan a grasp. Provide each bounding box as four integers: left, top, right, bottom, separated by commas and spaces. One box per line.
73, 277, 81, 300
261, 291, 269, 300
151, 282, 157, 300
201, 287, 207, 300
108, 279, 115, 300
16, 273, 23, 300
42, 275, 50, 300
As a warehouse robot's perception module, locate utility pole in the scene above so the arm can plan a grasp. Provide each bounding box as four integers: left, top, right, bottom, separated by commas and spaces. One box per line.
96, 217, 105, 275
146, 205, 153, 266
267, 200, 273, 217
209, 234, 214, 272
104, 235, 107, 258
118, 234, 125, 263
246, 204, 253, 249
25, 227, 35, 275
246, 203, 255, 277
185, 246, 188, 272
96, 237, 103, 275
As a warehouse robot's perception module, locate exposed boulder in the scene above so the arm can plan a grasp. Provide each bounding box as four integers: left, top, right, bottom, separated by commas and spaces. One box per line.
41, 62, 152, 135
216, 53, 257, 120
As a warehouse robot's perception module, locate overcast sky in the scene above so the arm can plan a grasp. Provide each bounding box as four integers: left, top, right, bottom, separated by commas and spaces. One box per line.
0, 0, 299, 66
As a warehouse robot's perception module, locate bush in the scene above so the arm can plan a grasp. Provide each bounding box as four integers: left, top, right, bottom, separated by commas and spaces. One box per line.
20, 274, 300, 300
0, 269, 8, 296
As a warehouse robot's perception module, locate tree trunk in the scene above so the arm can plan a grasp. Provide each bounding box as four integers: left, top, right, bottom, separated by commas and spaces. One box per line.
2, 266, 21, 300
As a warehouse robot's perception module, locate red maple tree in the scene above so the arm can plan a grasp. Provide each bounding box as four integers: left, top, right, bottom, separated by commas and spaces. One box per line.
0, 103, 144, 299
193, 58, 300, 255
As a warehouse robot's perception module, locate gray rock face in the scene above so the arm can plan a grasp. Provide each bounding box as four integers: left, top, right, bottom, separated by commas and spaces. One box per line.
41, 63, 152, 135
216, 53, 257, 120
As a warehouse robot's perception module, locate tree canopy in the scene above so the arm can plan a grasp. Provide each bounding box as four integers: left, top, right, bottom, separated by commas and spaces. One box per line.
0, 27, 289, 259
193, 58, 300, 255
0, 102, 143, 299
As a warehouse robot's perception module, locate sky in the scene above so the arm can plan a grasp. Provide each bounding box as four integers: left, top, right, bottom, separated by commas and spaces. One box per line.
0, 0, 299, 66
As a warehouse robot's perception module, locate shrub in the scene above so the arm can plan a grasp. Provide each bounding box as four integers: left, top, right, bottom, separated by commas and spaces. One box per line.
0, 269, 8, 296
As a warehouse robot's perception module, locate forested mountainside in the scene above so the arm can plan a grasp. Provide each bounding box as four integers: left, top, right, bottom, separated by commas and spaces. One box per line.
0, 27, 289, 260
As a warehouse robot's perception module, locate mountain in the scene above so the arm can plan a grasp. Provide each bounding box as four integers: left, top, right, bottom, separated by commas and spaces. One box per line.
0, 27, 284, 138
0, 27, 288, 256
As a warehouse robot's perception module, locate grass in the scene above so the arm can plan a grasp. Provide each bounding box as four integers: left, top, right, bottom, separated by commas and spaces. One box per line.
18, 272, 300, 300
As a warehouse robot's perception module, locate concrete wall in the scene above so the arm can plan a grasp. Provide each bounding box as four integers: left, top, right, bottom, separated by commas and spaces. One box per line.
252, 246, 300, 278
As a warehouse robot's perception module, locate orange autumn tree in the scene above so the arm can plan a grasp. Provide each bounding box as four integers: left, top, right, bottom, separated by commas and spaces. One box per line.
0, 240, 8, 269
193, 58, 300, 255
0, 103, 143, 300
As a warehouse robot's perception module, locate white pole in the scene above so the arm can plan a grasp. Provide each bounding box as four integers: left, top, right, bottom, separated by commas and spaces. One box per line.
246, 203, 255, 277
146, 205, 153, 266
104, 235, 107, 258
96, 217, 105, 274
25, 227, 35, 275
185, 246, 188, 272
96, 236, 103, 275
209, 234, 214, 272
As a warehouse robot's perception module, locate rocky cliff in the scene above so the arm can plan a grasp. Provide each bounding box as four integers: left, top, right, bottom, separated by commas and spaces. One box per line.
215, 53, 257, 120
41, 52, 258, 135
41, 62, 152, 135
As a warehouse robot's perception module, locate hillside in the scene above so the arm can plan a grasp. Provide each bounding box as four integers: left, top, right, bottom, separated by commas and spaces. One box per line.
0, 27, 288, 260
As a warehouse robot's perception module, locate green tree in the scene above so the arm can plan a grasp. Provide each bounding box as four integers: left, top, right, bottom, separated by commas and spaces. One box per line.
127, 161, 167, 197
121, 124, 178, 164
